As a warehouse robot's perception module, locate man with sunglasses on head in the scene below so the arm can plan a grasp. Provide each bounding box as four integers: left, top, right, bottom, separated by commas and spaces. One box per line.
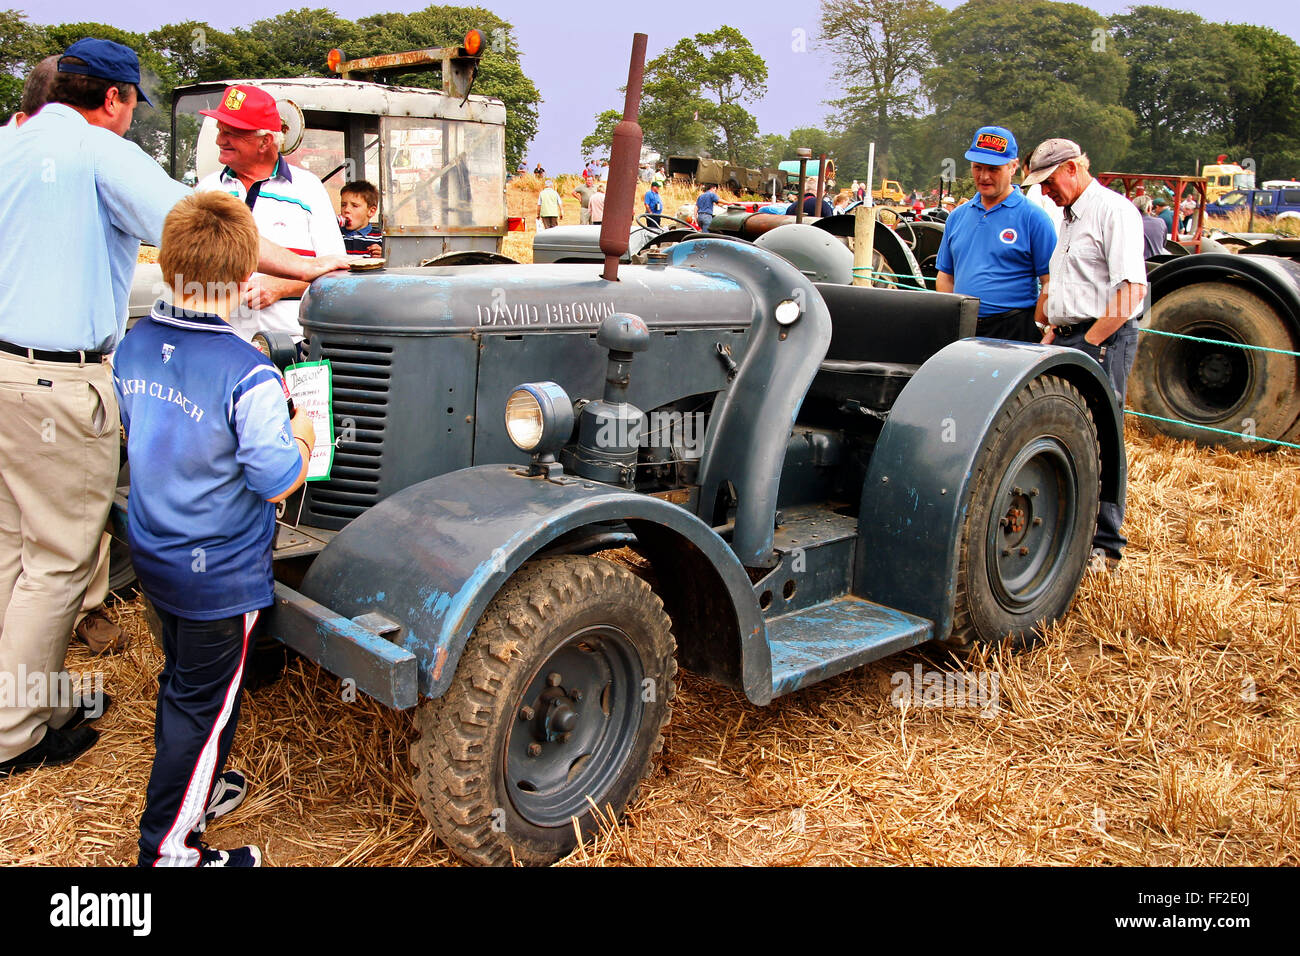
1022, 137, 1146, 575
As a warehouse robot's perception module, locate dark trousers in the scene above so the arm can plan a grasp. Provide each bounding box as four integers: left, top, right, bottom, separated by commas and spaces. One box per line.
138, 604, 260, 867
975, 307, 1039, 343
1052, 319, 1140, 558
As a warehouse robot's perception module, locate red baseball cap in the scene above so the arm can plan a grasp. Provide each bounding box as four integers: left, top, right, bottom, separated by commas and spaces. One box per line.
200, 85, 281, 132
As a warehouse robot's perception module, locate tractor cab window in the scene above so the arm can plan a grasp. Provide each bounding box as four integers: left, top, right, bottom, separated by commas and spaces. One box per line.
1233, 173, 1255, 189
381, 116, 505, 234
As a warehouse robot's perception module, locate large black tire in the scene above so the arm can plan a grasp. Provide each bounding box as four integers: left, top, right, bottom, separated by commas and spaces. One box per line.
1129, 282, 1300, 451
412, 556, 677, 866
946, 375, 1100, 649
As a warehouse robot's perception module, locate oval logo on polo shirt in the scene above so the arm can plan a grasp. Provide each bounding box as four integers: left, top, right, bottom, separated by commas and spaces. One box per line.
999, 227, 1018, 244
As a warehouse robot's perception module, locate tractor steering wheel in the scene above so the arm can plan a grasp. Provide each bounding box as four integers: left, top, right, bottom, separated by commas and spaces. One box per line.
635, 213, 696, 232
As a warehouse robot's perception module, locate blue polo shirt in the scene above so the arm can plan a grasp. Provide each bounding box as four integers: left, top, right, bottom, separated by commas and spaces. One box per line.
114, 301, 303, 620
696, 190, 720, 218
644, 189, 663, 215
935, 187, 1057, 315
0, 104, 189, 351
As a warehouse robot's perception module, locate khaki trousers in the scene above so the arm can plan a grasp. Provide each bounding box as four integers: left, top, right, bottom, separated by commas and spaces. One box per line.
0, 351, 118, 760
75, 533, 112, 627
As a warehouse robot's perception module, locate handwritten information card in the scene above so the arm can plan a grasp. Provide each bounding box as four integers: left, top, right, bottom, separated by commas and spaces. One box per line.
284, 359, 335, 481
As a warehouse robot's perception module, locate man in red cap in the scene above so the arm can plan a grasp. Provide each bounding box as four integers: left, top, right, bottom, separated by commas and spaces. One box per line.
196, 84, 346, 345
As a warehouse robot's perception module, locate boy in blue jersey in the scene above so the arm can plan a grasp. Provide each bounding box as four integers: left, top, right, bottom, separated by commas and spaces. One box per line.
114, 191, 315, 867
338, 180, 384, 256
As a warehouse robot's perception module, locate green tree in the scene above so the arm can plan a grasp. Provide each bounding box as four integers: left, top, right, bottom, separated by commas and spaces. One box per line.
757, 127, 838, 170
580, 108, 621, 161
1221, 24, 1300, 177
819, 0, 941, 176
688, 27, 768, 164
0, 9, 46, 119
926, 0, 1134, 175
353, 6, 541, 172
638, 65, 712, 158
1110, 6, 1243, 172
625, 27, 767, 164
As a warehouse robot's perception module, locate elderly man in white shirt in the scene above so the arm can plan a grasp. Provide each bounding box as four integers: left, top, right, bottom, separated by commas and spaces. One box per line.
1022, 137, 1146, 574
195, 84, 346, 346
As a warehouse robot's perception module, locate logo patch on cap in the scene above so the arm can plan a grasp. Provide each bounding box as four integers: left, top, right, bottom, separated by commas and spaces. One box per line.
977, 133, 1009, 153
999, 228, 1018, 245
224, 88, 246, 111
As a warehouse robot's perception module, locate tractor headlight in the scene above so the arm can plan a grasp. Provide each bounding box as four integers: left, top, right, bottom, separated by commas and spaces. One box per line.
774, 298, 801, 326
505, 382, 573, 457
251, 329, 299, 371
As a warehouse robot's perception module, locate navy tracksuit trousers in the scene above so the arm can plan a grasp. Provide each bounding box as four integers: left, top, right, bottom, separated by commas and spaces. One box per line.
137, 605, 259, 867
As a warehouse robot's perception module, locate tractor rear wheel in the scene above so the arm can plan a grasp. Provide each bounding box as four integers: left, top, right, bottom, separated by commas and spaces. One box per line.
1129, 282, 1300, 450
946, 375, 1100, 649
412, 555, 676, 866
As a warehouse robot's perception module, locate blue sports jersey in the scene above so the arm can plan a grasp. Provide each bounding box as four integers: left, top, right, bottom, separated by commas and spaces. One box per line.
114, 301, 303, 620
935, 187, 1057, 315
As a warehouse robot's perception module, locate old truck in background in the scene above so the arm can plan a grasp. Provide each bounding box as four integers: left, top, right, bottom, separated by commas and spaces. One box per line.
666, 154, 783, 197
1205, 187, 1300, 223
1201, 156, 1256, 203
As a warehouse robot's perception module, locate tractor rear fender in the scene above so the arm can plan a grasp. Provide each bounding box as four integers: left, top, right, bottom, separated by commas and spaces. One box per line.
1147, 254, 1300, 339
297, 465, 770, 703
854, 339, 1123, 641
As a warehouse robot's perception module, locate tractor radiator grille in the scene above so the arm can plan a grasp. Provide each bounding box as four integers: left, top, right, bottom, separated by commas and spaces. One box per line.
307, 341, 392, 524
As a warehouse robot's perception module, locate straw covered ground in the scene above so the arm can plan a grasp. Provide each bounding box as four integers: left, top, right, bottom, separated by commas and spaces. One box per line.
1, 422, 1295, 867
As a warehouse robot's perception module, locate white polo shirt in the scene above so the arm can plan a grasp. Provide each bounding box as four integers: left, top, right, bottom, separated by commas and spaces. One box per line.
197, 156, 345, 342
1045, 179, 1147, 326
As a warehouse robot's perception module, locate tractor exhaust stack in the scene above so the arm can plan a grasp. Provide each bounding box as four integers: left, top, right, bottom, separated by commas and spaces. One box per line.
600, 33, 648, 282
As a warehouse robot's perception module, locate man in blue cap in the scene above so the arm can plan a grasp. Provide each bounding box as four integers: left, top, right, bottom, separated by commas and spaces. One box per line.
935, 125, 1057, 342
0, 38, 349, 785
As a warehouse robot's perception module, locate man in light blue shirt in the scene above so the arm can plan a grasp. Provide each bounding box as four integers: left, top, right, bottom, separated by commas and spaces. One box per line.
0, 39, 349, 778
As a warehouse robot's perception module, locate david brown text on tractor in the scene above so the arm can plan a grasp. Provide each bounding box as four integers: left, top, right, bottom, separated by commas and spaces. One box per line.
138, 34, 1125, 866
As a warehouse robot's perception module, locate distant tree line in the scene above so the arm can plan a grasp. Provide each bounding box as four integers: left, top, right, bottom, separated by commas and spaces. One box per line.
819, 0, 1300, 191
0, 5, 542, 172
580, 2, 1300, 193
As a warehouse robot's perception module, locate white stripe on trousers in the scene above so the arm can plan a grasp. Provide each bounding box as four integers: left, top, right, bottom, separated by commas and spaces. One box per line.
155, 609, 256, 867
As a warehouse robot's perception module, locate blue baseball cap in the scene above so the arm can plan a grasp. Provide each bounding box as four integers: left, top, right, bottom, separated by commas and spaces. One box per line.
965, 125, 1017, 165
58, 38, 152, 106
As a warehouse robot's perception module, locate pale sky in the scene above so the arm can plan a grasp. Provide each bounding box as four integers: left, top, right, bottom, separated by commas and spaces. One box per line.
23, 1, 1297, 172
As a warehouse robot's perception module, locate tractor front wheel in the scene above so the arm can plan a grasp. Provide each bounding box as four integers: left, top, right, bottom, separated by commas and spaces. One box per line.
412, 555, 677, 866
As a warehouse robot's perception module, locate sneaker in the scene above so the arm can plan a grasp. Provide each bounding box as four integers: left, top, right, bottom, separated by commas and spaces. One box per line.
199, 843, 262, 867
1087, 547, 1119, 574
75, 608, 128, 654
205, 770, 248, 825
57, 692, 112, 733
0, 725, 99, 778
